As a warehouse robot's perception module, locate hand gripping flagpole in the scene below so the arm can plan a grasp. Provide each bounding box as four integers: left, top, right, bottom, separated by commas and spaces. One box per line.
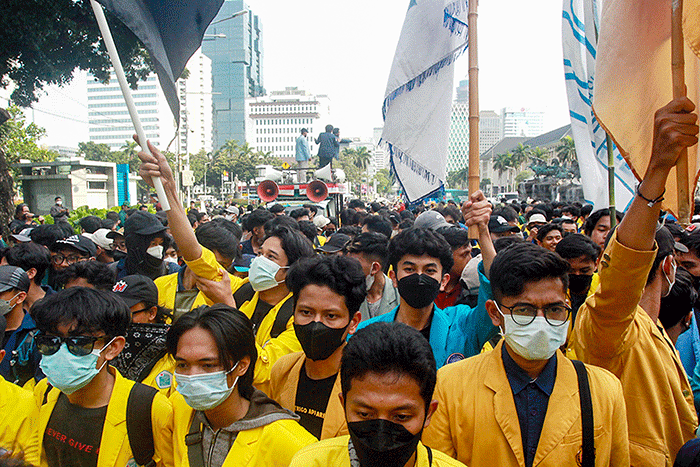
89, 0, 171, 211
672, 0, 689, 224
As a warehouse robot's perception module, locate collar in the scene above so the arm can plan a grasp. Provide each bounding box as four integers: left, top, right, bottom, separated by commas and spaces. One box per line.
501, 344, 557, 396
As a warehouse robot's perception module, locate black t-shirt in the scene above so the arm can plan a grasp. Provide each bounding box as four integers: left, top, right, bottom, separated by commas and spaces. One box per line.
294, 363, 337, 439
44, 393, 108, 467
250, 299, 274, 336
419, 312, 434, 343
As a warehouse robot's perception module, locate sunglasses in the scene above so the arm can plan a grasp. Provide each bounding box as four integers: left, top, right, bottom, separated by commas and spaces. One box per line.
35, 334, 105, 357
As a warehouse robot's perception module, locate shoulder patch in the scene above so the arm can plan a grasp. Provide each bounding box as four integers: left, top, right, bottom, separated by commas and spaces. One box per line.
155, 370, 172, 389
446, 353, 465, 364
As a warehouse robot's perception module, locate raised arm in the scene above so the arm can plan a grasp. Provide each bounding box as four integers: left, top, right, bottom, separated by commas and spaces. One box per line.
461, 190, 495, 276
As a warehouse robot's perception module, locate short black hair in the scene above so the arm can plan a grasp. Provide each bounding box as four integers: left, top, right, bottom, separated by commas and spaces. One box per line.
337, 225, 361, 239
101, 218, 117, 230
341, 322, 436, 410
439, 205, 463, 224
555, 233, 600, 262
490, 242, 569, 301
660, 268, 697, 330
536, 223, 564, 242
303, 204, 318, 216
79, 216, 102, 234
649, 226, 675, 285
287, 255, 366, 314
493, 206, 518, 224
30, 224, 72, 248
166, 304, 256, 399
493, 235, 525, 253
246, 208, 275, 229
105, 211, 120, 222
56, 261, 116, 291
195, 218, 243, 264
265, 225, 316, 266
400, 210, 414, 220
681, 231, 700, 258
325, 124, 334, 132
264, 215, 299, 234
32, 287, 131, 338
296, 220, 318, 244
4, 242, 51, 285
580, 204, 593, 217
340, 208, 356, 227
345, 232, 390, 271
436, 225, 470, 251
562, 205, 581, 217
361, 215, 392, 239
388, 228, 453, 275
583, 209, 623, 236
289, 208, 310, 220
348, 199, 366, 210
398, 219, 414, 231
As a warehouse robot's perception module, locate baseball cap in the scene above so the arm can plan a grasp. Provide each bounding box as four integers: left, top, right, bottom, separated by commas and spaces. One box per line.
226, 206, 240, 216
106, 228, 125, 240
488, 215, 520, 234
414, 211, 452, 231
112, 275, 158, 308
0, 265, 30, 294
52, 235, 97, 257
11, 228, 34, 243
90, 228, 114, 250
313, 215, 331, 229
317, 233, 351, 253
527, 213, 547, 226
124, 210, 167, 237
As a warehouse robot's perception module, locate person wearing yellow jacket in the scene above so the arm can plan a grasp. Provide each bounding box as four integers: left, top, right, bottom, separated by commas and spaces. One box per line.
290, 322, 465, 467
572, 98, 700, 467
167, 304, 316, 467
423, 242, 629, 467
269, 255, 364, 440
28, 287, 174, 467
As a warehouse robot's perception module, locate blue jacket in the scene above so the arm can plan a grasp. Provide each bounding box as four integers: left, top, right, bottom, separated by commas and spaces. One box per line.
315, 132, 339, 160
355, 262, 497, 368
677, 314, 700, 413
295, 135, 311, 162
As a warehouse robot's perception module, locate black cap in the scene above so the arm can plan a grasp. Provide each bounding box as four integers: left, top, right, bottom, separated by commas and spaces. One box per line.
0, 265, 30, 293
488, 215, 520, 234
317, 233, 352, 253
112, 275, 158, 308
51, 235, 97, 257
124, 210, 167, 237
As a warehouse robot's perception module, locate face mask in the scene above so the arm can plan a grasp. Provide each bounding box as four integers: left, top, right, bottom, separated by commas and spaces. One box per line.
663, 260, 677, 298
146, 245, 164, 259
176, 362, 239, 411
0, 293, 20, 316
163, 256, 179, 265
248, 255, 287, 292
112, 249, 127, 261
568, 274, 593, 295
294, 320, 348, 361
365, 274, 375, 291
56, 200, 62, 206
496, 304, 568, 361
39, 338, 115, 395
397, 274, 440, 309
348, 418, 422, 467
225, 214, 235, 222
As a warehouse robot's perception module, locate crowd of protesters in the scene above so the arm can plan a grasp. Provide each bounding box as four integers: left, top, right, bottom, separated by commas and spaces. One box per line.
1, 98, 700, 466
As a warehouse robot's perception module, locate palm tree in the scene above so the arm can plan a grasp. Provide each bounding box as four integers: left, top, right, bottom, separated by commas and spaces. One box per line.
556, 136, 577, 166
447, 166, 469, 188
120, 140, 138, 159
510, 143, 531, 168
353, 147, 372, 170
493, 152, 513, 177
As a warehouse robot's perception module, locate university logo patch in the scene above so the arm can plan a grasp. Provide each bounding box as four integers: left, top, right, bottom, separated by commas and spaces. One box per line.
113, 281, 128, 293
446, 353, 464, 364
156, 371, 172, 389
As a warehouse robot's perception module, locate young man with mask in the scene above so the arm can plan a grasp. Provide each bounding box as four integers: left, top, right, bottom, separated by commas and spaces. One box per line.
435, 225, 472, 309
554, 233, 601, 320
345, 232, 399, 321
0, 266, 33, 386
241, 208, 275, 255
168, 304, 316, 466
423, 241, 629, 466
48, 235, 97, 288
573, 97, 699, 466
289, 322, 466, 467
354, 191, 497, 367
30, 287, 174, 467
2, 241, 53, 309
659, 268, 696, 346
268, 255, 365, 440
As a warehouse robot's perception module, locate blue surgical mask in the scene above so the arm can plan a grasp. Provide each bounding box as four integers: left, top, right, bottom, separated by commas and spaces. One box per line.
248, 256, 288, 292
176, 362, 240, 411
39, 338, 115, 395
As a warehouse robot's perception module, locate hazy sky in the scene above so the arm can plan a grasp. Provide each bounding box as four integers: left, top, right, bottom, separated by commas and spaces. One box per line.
29, 0, 570, 148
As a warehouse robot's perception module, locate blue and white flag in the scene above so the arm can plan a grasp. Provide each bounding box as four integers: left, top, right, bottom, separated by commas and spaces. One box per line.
381, 0, 469, 203
562, 0, 636, 212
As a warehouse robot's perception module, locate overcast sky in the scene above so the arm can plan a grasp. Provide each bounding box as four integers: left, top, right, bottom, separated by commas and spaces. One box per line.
29, 0, 570, 148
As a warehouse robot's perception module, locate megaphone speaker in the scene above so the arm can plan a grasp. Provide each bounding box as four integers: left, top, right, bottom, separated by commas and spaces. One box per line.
314, 164, 333, 182
257, 180, 279, 202
306, 180, 329, 202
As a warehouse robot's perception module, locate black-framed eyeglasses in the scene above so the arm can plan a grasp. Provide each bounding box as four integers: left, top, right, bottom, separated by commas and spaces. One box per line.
498, 303, 571, 326
51, 254, 87, 265
131, 307, 150, 315
35, 334, 104, 357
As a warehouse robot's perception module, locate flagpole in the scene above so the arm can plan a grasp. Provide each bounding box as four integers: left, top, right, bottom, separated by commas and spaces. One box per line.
672, 0, 689, 224
606, 134, 617, 230
467, 0, 480, 239
89, 0, 171, 212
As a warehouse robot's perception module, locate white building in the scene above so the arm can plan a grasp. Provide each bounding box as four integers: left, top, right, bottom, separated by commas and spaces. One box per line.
245, 87, 332, 163
177, 49, 213, 155
501, 107, 545, 137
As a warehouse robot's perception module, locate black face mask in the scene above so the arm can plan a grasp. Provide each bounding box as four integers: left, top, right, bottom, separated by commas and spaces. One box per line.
112, 249, 127, 262
397, 274, 440, 309
348, 419, 422, 467
125, 233, 165, 280
568, 274, 593, 295
293, 320, 348, 361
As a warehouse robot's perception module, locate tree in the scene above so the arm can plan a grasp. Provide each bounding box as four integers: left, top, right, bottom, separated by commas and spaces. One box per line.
510, 143, 531, 168
336, 150, 364, 188
353, 147, 372, 170
480, 178, 491, 191
78, 141, 113, 161
0, 109, 16, 242
493, 152, 513, 177
0, 0, 153, 107
212, 140, 282, 189
447, 166, 469, 189
556, 136, 577, 166
373, 169, 395, 194
0, 106, 58, 167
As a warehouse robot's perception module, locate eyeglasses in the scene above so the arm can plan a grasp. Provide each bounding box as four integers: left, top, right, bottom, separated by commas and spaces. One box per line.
131, 307, 150, 315
35, 334, 105, 357
51, 254, 87, 265
498, 303, 571, 326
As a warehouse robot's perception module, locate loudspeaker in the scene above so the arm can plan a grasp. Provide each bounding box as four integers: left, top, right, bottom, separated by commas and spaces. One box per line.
314, 164, 333, 182
257, 180, 279, 202
306, 180, 328, 202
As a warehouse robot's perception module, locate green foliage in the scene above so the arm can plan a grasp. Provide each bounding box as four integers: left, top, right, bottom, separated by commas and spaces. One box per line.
373, 168, 395, 194
212, 140, 281, 188
337, 149, 364, 187
515, 169, 534, 183
0, 106, 58, 168
480, 178, 491, 190
447, 167, 469, 189
493, 152, 514, 176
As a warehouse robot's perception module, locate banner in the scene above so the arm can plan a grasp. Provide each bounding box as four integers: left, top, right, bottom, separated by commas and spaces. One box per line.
380, 0, 469, 203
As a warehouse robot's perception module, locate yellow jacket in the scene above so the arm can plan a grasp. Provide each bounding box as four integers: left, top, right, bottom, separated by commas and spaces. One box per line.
31, 367, 174, 467
238, 292, 301, 394
268, 351, 346, 440
289, 435, 466, 467
141, 354, 177, 397
423, 341, 629, 467
573, 233, 698, 466
170, 391, 317, 467
0, 374, 38, 459
154, 246, 247, 312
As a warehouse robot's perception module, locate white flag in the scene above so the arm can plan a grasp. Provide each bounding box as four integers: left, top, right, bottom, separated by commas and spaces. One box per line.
381, 0, 469, 203
562, 0, 636, 212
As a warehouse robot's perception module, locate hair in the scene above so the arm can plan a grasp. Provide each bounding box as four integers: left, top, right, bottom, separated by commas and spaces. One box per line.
681, 231, 700, 257
493, 206, 519, 224
32, 287, 131, 337
265, 225, 316, 266
166, 304, 257, 399
30, 224, 72, 248
361, 215, 392, 239
436, 225, 470, 251
4, 242, 51, 285
388, 228, 454, 275
56, 260, 116, 291
297, 220, 318, 244
337, 225, 361, 239
536, 223, 564, 242
490, 242, 570, 301
493, 235, 525, 253
287, 255, 366, 314
439, 205, 463, 224
580, 204, 593, 217
264, 215, 299, 235
303, 204, 318, 216
325, 124, 334, 132
660, 268, 697, 330
555, 233, 600, 262
101, 218, 117, 230
341, 322, 436, 410
398, 219, 414, 231
345, 232, 390, 272
348, 199, 366, 210
562, 205, 581, 217
246, 208, 275, 229
105, 211, 120, 222
583, 209, 623, 236
649, 226, 676, 285
289, 208, 310, 220
79, 216, 102, 234
14, 203, 28, 220
340, 208, 356, 227
195, 218, 243, 264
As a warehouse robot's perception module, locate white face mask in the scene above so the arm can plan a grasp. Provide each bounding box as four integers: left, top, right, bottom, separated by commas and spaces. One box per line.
163, 256, 179, 265
56, 200, 63, 206
663, 260, 677, 298
146, 245, 164, 259
365, 274, 375, 291
496, 304, 568, 361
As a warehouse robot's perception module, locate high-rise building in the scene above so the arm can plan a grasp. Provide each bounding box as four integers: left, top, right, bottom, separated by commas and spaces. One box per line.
501, 107, 545, 137
203, 0, 263, 150
177, 50, 214, 155
246, 87, 331, 163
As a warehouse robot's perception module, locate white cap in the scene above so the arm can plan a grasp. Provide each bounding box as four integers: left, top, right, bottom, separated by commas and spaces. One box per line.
527, 213, 547, 225
313, 215, 331, 229
90, 228, 114, 250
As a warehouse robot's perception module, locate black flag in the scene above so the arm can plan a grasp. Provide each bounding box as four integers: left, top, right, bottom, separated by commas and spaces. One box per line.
95, 0, 225, 126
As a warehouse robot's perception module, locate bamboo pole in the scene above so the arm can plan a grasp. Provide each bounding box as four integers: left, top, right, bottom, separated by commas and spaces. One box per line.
606, 134, 617, 230
467, 0, 480, 239
672, 0, 689, 224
